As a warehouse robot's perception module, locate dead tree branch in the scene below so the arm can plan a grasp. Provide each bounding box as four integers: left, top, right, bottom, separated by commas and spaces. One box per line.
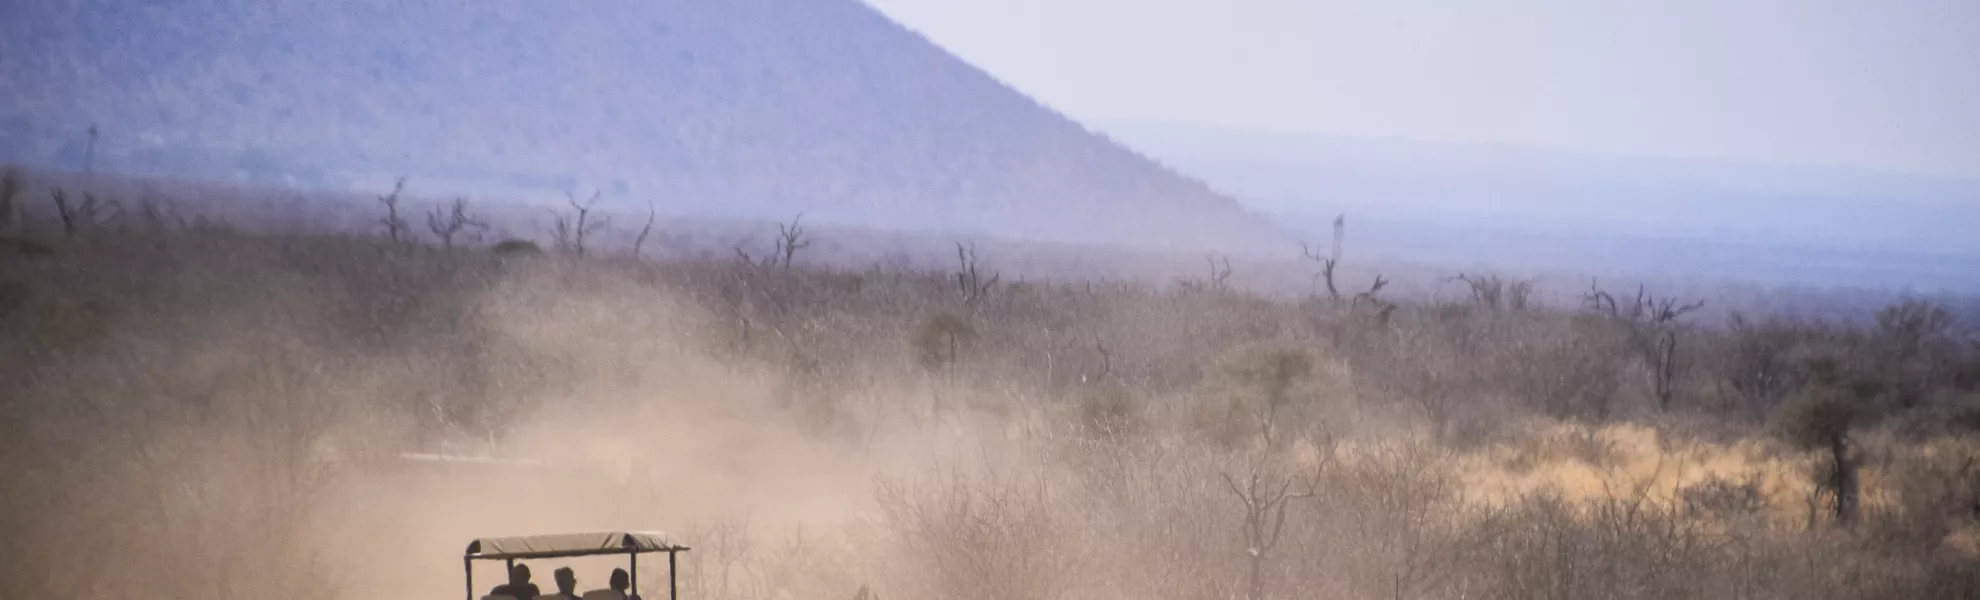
377, 176, 410, 243
774, 213, 811, 269
631, 198, 658, 258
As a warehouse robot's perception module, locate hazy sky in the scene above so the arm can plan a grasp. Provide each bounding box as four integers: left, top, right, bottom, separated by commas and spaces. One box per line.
862, 0, 1980, 177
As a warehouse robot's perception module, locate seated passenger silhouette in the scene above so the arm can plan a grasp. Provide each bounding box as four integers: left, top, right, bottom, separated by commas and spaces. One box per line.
490, 563, 542, 600
541, 566, 579, 600
581, 568, 640, 600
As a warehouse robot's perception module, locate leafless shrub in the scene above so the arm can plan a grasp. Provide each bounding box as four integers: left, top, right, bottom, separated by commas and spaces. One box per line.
875, 472, 1077, 600
1499, 318, 1627, 421
1450, 272, 1536, 312
1584, 280, 1706, 412
1312, 439, 1470, 600
1192, 343, 1317, 448
1714, 312, 1811, 420
1177, 254, 1234, 294
1871, 299, 1960, 409
954, 242, 1000, 307
376, 176, 410, 243
48, 188, 122, 238
1298, 214, 1345, 305
774, 213, 810, 269
1223, 439, 1329, 600
425, 196, 488, 248
549, 189, 610, 257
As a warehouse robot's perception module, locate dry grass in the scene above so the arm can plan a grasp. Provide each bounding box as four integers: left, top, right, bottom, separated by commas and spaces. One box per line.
1, 196, 1976, 600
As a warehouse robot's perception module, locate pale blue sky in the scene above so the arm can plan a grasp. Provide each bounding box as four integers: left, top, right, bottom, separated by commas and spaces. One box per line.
862, 0, 1980, 178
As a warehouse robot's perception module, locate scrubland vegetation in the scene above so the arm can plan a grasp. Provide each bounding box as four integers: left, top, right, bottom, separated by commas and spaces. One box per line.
3, 169, 1979, 600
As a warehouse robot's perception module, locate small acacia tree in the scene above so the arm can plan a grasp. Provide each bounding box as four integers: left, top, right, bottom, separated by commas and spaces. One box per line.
1770, 382, 1866, 526
1196, 344, 1316, 448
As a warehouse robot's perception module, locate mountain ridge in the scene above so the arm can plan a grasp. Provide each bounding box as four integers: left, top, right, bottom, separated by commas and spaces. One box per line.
0, 0, 1289, 254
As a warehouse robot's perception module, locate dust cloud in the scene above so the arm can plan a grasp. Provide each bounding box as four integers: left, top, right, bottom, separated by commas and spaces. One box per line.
5, 225, 1979, 600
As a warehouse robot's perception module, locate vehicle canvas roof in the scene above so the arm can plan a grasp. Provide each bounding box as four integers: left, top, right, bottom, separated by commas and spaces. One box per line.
465, 531, 688, 560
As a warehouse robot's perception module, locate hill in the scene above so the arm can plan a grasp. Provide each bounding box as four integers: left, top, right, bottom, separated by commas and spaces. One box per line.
0, 0, 1285, 253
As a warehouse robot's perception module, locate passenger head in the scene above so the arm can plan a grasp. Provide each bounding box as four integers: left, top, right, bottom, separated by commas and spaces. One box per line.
609, 568, 630, 592
554, 567, 576, 595
510, 563, 532, 585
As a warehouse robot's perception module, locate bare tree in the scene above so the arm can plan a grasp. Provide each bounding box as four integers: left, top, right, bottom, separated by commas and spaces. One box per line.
1225, 467, 1310, 600
630, 198, 658, 258
774, 213, 811, 269
424, 197, 487, 249
1201, 344, 1331, 600
1449, 273, 1535, 312
1583, 281, 1706, 411
376, 176, 410, 243
1224, 433, 1333, 600
1208, 255, 1233, 292
549, 189, 609, 257
1300, 214, 1346, 304
954, 242, 1001, 307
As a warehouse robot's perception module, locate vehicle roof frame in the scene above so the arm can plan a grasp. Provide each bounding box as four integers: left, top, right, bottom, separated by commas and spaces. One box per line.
463, 531, 691, 600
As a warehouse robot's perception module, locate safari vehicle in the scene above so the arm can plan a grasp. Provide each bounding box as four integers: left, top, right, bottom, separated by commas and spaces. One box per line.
465, 530, 691, 600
